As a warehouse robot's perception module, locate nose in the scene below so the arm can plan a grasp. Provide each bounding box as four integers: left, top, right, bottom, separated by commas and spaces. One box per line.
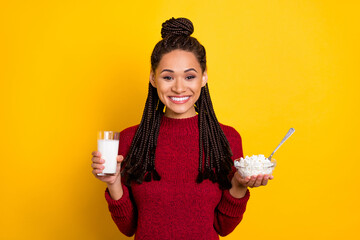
172, 78, 186, 93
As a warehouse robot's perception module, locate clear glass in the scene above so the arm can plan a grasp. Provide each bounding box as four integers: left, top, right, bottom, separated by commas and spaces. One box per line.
97, 131, 120, 176
234, 158, 276, 178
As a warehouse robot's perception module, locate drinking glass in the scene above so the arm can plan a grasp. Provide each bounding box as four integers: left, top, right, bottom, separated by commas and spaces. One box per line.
97, 131, 120, 176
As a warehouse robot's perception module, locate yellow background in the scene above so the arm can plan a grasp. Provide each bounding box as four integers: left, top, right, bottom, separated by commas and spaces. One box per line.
1, 0, 359, 239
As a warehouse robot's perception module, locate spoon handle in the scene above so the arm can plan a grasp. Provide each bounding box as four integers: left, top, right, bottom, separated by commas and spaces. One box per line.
268, 128, 295, 160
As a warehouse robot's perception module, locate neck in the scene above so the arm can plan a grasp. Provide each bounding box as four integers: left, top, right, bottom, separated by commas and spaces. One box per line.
164, 107, 197, 119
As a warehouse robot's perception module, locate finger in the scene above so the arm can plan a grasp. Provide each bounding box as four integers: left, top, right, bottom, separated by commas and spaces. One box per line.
247, 175, 257, 187
234, 172, 249, 186
92, 151, 101, 157
91, 163, 105, 170
242, 176, 251, 183
241, 177, 251, 186
269, 175, 274, 180
238, 173, 251, 183
92, 168, 104, 175
261, 174, 269, 186
253, 174, 263, 187
117, 155, 124, 162
92, 157, 105, 164
234, 171, 243, 181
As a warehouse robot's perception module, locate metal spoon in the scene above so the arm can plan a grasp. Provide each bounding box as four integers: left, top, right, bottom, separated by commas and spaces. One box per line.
268, 128, 295, 161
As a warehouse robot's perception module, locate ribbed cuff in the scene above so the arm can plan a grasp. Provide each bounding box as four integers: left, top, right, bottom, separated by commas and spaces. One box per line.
217, 188, 250, 218
105, 184, 133, 217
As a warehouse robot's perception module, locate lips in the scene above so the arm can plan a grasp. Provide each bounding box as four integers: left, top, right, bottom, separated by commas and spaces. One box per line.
169, 96, 190, 104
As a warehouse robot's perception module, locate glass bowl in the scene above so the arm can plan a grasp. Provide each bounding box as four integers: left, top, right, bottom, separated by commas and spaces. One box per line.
234, 158, 276, 178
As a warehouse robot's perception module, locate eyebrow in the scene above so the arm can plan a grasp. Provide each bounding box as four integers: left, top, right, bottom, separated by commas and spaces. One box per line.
160, 68, 198, 73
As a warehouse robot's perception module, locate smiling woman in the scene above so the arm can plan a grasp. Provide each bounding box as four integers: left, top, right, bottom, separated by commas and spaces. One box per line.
91, 17, 272, 240
150, 50, 208, 119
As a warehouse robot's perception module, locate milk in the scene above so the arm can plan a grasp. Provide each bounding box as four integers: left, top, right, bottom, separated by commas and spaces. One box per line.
97, 139, 119, 175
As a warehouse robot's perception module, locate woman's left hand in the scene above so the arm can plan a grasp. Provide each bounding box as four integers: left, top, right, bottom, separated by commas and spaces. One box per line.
232, 171, 274, 189
229, 171, 274, 198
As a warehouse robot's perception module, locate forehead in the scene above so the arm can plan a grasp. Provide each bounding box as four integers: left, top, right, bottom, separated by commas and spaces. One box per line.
157, 50, 201, 72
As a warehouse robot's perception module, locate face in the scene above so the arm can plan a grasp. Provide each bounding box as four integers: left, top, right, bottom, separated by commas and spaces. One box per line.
150, 49, 207, 119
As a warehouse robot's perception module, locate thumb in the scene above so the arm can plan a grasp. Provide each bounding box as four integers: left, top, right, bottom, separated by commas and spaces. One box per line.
117, 155, 124, 163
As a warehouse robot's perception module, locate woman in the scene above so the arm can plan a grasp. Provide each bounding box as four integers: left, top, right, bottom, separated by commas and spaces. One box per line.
91, 17, 273, 239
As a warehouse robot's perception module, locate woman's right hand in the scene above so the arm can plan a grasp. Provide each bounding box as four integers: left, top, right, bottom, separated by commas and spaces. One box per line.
91, 151, 124, 185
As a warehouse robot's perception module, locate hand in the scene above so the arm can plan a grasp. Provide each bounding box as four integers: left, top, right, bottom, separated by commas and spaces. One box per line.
232, 170, 274, 189
91, 151, 124, 185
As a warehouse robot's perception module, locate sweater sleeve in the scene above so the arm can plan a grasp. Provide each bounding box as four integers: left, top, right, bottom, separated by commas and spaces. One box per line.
105, 184, 137, 237
214, 125, 250, 236
104, 125, 139, 237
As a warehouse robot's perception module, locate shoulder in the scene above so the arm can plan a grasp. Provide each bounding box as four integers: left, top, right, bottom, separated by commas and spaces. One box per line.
118, 124, 139, 156
219, 122, 243, 159
120, 124, 139, 136
219, 123, 241, 143
119, 124, 139, 146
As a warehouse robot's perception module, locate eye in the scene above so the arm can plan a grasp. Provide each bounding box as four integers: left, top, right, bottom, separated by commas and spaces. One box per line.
162, 76, 172, 80
186, 75, 196, 80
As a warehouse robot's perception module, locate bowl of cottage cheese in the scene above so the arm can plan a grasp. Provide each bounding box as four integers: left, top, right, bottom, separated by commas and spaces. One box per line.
234, 154, 276, 178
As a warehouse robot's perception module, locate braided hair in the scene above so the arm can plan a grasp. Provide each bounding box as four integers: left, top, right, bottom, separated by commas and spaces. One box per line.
122, 17, 233, 190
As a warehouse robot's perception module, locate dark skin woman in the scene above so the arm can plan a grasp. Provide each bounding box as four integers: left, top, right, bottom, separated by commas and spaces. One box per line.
91, 17, 273, 239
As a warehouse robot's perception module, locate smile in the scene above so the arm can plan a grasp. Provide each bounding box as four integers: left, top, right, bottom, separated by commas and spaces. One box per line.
169, 96, 190, 103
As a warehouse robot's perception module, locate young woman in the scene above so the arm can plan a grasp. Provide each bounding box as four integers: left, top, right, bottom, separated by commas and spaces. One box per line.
91, 17, 273, 239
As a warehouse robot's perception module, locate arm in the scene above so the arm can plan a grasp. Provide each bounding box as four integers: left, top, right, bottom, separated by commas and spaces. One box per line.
213, 167, 250, 236
105, 183, 137, 237
104, 125, 139, 237
214, 125, 274, 236
213, 125, 250, 236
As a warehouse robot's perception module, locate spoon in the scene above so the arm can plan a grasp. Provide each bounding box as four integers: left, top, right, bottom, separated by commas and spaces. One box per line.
268, 128, 295, 161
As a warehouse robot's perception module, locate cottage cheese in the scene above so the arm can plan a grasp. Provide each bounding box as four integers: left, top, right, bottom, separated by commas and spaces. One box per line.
234, 154, 275, 177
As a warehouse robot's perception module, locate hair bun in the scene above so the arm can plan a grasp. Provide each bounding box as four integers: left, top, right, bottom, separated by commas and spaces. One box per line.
161, 17, 194, 39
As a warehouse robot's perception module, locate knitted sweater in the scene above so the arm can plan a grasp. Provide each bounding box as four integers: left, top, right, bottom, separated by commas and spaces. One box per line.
105, 115, 250, 240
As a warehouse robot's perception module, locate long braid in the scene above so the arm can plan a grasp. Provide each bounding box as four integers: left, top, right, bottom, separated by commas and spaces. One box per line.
195, 84, 233, 189
122, 83, 162, 185
206, 84, 233, 189
151, 102, 163, 180
196, 93, 204, 182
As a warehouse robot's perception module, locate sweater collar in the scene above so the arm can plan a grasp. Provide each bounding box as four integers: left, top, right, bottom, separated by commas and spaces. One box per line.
160, 114, 199, 134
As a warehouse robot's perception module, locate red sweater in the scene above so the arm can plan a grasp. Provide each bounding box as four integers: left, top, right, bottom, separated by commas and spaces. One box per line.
105, 115, 250, 239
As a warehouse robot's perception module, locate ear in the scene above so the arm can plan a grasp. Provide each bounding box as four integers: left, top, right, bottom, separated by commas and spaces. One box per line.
149, 71, 156, 88
201, 69, 208, 87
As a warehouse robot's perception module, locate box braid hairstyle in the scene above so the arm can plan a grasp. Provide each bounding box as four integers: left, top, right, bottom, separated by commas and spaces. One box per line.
121, 17, 234, 190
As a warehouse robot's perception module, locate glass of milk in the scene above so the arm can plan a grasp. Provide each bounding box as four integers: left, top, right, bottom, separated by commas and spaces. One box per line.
97, 131, 120, 176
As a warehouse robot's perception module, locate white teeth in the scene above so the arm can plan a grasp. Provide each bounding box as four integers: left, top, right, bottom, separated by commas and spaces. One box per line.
170, 96, 190, 102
